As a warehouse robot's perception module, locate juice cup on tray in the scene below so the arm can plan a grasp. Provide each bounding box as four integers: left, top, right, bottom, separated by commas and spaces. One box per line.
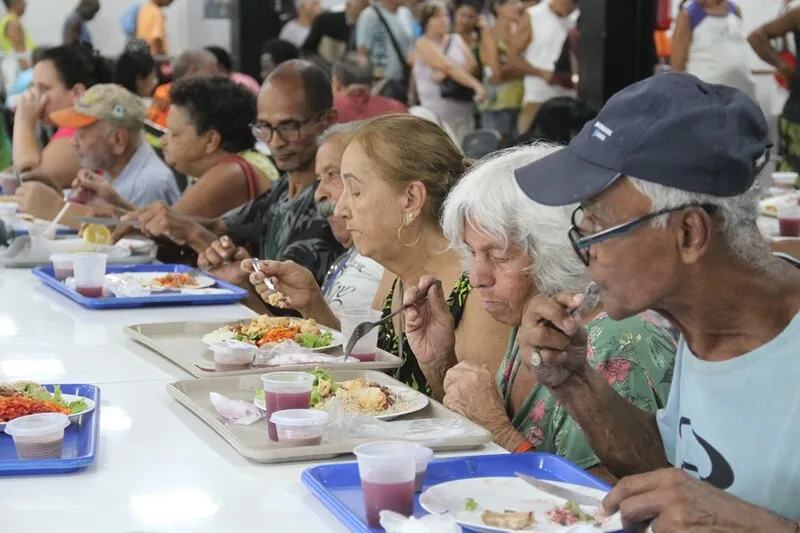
414, 445, 434, 492
778, 203, 800, 237
4, 413, 70, 460
50, 253, 75, 281
261, 372, 316, 441
72, 252, 108, 297
338, 309, 382, 362
354, 441, 417, 528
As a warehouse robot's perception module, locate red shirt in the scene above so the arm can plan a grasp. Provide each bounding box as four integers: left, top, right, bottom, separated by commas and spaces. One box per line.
334, 89, 407, 124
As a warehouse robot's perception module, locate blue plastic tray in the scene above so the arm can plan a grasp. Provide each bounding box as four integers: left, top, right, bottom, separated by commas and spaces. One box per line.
303, 452, 619, 533
0, 384, 100, 476
14, 226, 76, 237
32, 263, 249, 309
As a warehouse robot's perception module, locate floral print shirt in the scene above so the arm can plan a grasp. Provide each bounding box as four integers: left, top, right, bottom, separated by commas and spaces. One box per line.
497, 312, 677, 468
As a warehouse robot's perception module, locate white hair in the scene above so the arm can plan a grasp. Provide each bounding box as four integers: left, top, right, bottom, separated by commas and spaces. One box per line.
628, 177, 773, 271
441, 144, 589, 296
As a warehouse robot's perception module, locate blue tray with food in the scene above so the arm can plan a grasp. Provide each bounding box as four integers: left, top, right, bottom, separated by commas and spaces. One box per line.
32, 264, 249, 309
302, 452, 623, 533
0, 383, 100, 476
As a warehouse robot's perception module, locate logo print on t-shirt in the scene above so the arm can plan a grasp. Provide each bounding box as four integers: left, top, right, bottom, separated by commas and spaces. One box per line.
678, 416, 735, 490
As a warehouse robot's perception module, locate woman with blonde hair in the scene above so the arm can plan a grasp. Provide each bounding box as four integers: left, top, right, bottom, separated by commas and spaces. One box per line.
248, 114, 511, 396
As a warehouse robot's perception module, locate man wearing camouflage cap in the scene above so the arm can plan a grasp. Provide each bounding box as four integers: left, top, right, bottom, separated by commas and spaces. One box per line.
16, 84, 179, 224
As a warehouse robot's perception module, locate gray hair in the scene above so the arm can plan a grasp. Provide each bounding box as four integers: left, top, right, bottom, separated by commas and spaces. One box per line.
332, 53, 373, 87
172, 49, 216, 80
441, 144, 589, 296
317, 120, 364, 147
628, 177, 772, 271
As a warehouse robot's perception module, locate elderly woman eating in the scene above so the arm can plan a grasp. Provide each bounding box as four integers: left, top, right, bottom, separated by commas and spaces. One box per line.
402, 144, 677, 480
246, 115, 511, 396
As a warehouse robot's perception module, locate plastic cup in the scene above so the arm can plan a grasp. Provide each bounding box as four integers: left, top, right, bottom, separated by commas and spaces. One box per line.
339, 309, 382, 362
0, 172, 18, 195
260, 372, 316, 442
4, 413, 70, 460
209, 342, 256, 372
269, 409, 329, 446
50, 253, 75, 281
354, 441, 417, 528
778, 203, 800, 237
72, 253, 108, 298
414, 445, 434, 493
773, 171, 799, 189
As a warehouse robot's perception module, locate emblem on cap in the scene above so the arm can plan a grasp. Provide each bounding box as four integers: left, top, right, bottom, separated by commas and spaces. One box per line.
591, 121, 613, 141
112, 104, 126, 118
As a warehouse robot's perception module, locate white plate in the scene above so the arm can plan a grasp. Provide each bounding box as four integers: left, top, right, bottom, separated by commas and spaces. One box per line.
202, 325, 344, 353
114, 272, 217, 290
253, 383, 428, 421
419, 477, 623, 533
0, 394, 96, 431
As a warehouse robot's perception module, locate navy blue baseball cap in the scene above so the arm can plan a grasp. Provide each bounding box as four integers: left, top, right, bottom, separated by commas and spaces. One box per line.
514, 72, 771, 206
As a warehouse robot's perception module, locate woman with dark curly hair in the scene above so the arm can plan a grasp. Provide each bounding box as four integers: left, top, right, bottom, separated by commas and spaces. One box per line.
79, 76, 273, 218
13, 43, 112, 188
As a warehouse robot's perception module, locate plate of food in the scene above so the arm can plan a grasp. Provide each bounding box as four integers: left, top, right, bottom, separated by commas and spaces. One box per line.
419, 477, 622, 533
202, 315, 343, 352
253, 368, 428, 421
120, 272, 217, 290
0, 382, 95, 430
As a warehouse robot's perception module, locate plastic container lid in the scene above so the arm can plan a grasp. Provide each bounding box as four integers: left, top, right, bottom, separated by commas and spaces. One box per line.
209, 340, 258, 356
4, 413, 70, 437
415, 445, 434, 468
269, 409, 329, 427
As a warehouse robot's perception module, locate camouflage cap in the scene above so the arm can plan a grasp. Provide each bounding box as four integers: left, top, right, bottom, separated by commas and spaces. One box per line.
50, 84, 146, 130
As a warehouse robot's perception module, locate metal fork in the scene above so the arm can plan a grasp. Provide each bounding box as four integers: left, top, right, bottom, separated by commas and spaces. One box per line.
343, 279, 442, 358
250, 258, 277, 292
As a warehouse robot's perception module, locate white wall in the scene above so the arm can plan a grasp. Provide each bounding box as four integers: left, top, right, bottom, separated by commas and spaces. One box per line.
19, 0, 231, 57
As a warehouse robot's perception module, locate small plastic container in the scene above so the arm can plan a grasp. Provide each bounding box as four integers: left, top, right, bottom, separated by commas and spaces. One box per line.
773, 171, 799, 189
4, 413, 70, 460
269, 409, 329, 446
50, 253, 75, 281
72, 253, 108, 298
208, 341, 257, 371
413, 445, 434, 493
778, 202, 800, 237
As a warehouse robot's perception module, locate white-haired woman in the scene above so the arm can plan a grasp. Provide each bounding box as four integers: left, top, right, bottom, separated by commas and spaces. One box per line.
403, 144, 677, 481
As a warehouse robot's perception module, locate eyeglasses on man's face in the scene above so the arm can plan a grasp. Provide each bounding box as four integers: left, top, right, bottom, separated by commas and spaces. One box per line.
568, 203, 718, 266
250, 110, 325, 143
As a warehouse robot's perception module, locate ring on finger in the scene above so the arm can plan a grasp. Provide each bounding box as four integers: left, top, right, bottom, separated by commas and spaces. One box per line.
529, 351, 542, 367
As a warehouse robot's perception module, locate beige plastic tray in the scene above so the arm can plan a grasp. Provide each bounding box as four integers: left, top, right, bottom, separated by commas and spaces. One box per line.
124, 320, 403, 377
167, 370, 493, 463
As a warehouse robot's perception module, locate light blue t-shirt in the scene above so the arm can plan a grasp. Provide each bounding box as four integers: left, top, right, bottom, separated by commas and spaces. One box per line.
111, 140, 180, 208
355, 4, 414, 81
657, 311, 800, 520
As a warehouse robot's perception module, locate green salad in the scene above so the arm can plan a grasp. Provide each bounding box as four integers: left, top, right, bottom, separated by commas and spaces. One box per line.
297, 330, 334, 349
1, 382, 88, 414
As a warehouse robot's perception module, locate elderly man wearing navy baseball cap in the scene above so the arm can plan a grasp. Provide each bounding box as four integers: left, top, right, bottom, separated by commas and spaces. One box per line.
514, 72, 800, 531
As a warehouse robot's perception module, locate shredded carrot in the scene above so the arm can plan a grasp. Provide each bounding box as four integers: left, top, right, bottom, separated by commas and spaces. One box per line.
0, 395, 70, 422
257, 326, 300, 346
153, 273, 197, 289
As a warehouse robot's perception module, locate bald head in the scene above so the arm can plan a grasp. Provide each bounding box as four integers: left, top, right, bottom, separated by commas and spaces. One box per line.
172, 49, 218, 80
265, 59, 333, 115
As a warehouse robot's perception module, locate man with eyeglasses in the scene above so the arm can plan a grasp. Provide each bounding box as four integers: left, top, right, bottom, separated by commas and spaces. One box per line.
120, 60, 344, 302
513, 72, 800, 530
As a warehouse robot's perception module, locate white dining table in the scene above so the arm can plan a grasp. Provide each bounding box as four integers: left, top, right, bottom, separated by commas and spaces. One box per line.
0, 268, 502, 533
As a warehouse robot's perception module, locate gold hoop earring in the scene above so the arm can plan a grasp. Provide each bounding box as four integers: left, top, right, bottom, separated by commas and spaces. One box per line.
397, 213, 420, 247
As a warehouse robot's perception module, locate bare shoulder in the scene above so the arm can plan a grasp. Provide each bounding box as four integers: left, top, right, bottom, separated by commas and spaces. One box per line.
454, 290, 512, 376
